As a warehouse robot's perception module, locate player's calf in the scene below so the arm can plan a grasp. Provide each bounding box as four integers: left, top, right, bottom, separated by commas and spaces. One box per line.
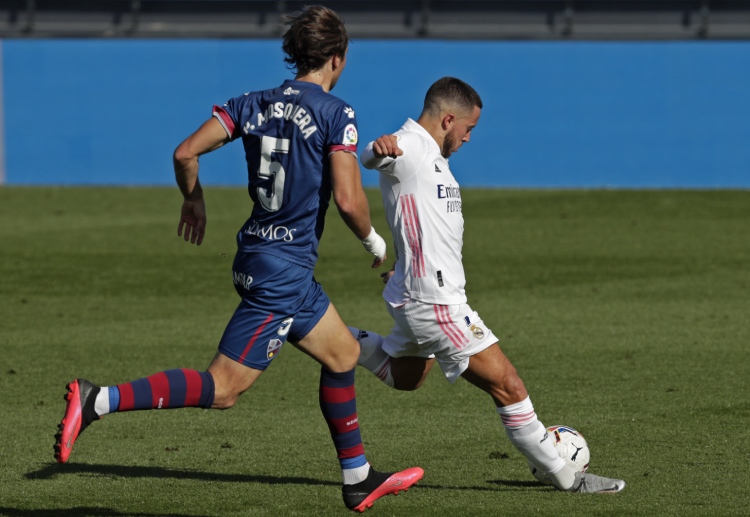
54, 369, 217, 463
391, 356, 433, 390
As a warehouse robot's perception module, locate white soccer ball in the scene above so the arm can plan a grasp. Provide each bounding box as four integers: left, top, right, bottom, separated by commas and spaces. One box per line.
528, 425, 590, 485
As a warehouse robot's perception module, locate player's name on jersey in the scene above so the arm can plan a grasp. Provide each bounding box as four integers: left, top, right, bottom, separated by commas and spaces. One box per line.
243, 102, 318, 140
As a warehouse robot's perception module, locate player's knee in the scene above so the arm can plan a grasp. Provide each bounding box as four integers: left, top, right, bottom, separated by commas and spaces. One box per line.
342, 349, 360, 371
328, 358, 358, 373
326, 346, 359, 373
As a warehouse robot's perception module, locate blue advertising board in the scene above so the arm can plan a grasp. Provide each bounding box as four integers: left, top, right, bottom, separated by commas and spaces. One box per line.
2, 39, 749, 187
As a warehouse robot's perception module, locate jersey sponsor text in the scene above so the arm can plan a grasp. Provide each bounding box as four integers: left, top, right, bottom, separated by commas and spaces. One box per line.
438, 184, 462, 213
244, 220, 297, 242
233, 271, 254, 289
437, 184, 461, 199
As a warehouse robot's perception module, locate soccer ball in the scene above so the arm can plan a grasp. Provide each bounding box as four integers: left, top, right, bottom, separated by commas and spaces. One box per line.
528, 425, 590, 485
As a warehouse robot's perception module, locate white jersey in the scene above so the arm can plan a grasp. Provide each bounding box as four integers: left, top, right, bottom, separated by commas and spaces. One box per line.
362, 118, 467, 306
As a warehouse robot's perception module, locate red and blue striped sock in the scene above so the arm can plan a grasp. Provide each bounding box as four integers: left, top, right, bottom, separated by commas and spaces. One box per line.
319, 368, 368, 478
107, 369, 215, 412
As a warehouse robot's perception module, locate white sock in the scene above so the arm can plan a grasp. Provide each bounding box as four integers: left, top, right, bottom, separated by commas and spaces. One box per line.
498, 397, 576, 490
348, 327, 394, 387
342, 462, 371, 485
94, 386, 111, 417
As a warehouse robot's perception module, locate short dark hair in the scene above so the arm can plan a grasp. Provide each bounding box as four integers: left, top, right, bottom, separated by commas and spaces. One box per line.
423, 77, 483, 116
281, 5, 349, 76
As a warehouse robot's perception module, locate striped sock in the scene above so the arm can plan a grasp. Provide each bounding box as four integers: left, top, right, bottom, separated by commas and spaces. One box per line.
498, 397, 574, 489
349, 327, 394, 387
98, 369, 215, 414
319, 367, 368, 484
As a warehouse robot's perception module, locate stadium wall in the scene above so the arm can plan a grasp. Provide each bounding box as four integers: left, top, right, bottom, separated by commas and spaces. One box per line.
2, 39, 749, 188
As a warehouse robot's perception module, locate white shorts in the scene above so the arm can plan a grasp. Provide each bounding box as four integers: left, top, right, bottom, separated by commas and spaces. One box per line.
383, 300, 498, 384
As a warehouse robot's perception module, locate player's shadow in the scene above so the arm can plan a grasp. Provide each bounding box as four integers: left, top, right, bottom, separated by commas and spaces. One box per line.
26, 462, 546, 495
417, 479, 546, 493
0, 508, 211, 517
487, 479, 553, 490
25, 462, 338, 487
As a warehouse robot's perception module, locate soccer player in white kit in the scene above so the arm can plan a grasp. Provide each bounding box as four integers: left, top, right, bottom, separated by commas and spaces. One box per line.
351, 77, 626, 494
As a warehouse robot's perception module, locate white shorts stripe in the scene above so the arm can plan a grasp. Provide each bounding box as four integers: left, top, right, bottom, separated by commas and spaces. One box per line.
383, 301, 497, 384
434, 305, 460, 349
443, 305, 469, 348
434, 305, 467, 349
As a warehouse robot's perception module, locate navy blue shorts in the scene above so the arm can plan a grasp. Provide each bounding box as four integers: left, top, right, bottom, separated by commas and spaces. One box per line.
218, 251, 330, 370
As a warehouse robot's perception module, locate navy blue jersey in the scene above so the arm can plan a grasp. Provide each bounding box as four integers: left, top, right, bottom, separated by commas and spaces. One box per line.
213, 79, 359, 269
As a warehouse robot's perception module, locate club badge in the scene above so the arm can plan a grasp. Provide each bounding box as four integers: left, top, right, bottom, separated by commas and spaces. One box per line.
470, 324, 485, 339
267, 339, 283, 359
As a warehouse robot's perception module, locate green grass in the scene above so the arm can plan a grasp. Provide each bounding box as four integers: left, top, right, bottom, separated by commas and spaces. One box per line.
1, 187, 749, 516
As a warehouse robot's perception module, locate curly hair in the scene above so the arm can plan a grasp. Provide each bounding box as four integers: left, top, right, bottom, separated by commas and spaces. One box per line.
281, 5, 349, 76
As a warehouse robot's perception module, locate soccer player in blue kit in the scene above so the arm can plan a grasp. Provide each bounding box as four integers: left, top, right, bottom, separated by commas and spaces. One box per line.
53, 5, 423, 512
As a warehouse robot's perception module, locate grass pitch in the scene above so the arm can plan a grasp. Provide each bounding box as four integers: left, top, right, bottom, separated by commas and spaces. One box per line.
1, 187, 749, 516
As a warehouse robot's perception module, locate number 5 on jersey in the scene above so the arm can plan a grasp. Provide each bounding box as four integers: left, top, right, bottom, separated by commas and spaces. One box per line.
258, 136, 289, 212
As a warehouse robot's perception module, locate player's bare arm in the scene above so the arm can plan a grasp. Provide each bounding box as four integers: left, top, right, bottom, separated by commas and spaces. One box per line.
330, 150, 387, 268
173, 117, 231, 246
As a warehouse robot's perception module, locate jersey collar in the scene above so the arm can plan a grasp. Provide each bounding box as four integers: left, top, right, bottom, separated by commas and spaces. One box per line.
403, 118, 441, 155
282, 79, 324, 92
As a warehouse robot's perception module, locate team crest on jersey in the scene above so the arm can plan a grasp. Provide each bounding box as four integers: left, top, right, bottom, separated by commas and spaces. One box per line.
470, 324, 485, 339
267, 339, 283, 359
344, 106, 355, 119
343, 124, 358, 145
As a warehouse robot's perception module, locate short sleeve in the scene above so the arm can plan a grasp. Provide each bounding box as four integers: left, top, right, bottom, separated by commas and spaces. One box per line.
326, 103, 358, 155
212, 95, 245, 141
